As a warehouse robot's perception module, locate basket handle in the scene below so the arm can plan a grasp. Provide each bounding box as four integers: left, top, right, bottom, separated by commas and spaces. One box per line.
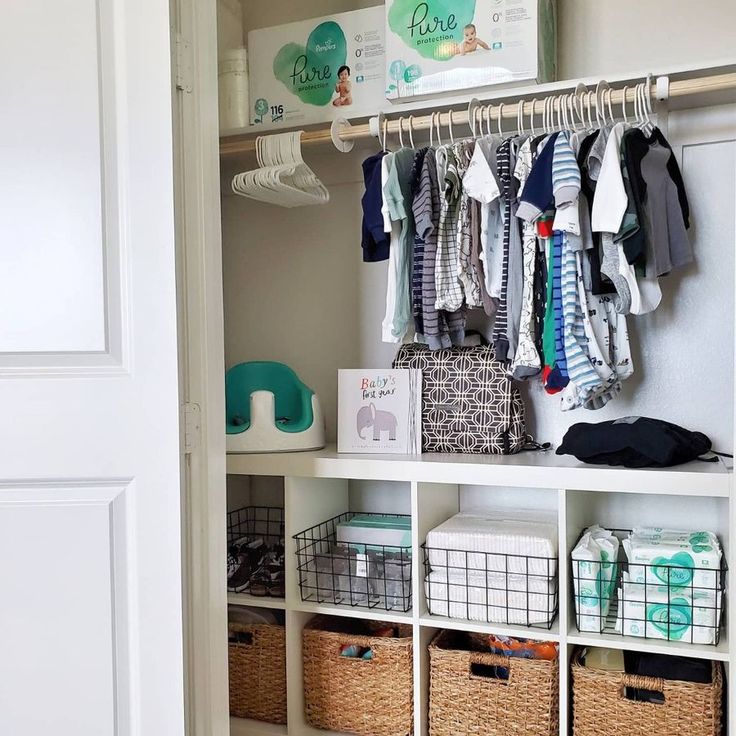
229, 622, 256, 645
332, 634, 389, 663
620, 672, 666, 702
468, 651, 512, 684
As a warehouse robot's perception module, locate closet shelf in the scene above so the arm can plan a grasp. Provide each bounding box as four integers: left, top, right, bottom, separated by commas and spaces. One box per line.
567, 625, 730, 662
228, 592, 286, 610
418, 612, 560, 642
290, 599, 414, 625
226, 446, 731, 496
230, 717, 288, 736
219, 59, 736, 156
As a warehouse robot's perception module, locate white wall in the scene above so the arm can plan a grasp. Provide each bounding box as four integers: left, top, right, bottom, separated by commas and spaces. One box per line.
557, 0, 736, 80
220, 1, 736, 447
216, 0, 243, 52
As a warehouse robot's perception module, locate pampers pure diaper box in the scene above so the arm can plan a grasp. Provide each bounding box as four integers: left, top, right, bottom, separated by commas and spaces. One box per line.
248, 7, 386, 130
385, 0, 556, 100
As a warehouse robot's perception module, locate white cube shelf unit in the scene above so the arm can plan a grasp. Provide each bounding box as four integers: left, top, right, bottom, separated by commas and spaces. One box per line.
226, 449, 733, 736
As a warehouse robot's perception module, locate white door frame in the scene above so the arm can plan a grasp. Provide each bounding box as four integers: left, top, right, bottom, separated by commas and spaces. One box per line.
170, 0, 229, 733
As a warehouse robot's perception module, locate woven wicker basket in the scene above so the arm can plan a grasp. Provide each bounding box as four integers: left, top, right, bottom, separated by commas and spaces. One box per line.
571, 649, 723, 736
428, 629, 558, 736
228, 621, 287, 724
303, 615, 414, 736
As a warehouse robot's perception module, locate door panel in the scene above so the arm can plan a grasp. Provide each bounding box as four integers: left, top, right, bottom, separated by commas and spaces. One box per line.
0, 0, 183, 733
0, 0, 112, 355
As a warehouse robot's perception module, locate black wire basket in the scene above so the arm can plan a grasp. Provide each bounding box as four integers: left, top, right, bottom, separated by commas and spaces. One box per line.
294, 512, 412, 612
227, 505, 285, 598
571, 528, 726, 645
422, 543, 559, 629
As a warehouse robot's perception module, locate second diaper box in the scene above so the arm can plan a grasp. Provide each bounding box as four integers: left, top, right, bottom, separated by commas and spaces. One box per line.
248, 7, 386, 131
385, 0, 557, 100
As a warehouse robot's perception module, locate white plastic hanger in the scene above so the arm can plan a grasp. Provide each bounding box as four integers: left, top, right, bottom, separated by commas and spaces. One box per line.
232, 130, 329, 207
467, 98, 479, 139
447, 109, 455, 144
497, 103, 504, 137
435, 111, 443, 147
529, 98, 538, 136
545, 95, 554, 133
516, 99, 524, 137
585, 90, 594, 130
595, 80, 609, 128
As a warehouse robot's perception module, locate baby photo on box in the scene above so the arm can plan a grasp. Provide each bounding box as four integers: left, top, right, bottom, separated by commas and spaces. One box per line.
385, 0, 556, 100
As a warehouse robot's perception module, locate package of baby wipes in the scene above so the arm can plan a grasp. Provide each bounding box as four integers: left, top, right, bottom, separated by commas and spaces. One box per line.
571, 526, 619, 633
615, 573, 723, 644
248, 7, 386, 130
385, 0, 556, 100
623, 528, 722, 590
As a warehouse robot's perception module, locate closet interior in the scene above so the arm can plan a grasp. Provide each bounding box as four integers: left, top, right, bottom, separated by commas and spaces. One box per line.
215, 2, 736, 735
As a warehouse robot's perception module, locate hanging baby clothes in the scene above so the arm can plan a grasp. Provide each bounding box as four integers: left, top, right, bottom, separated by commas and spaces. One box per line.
383, 147, 417, 342
491, 137, 521, 362
381, 152, 400, 343
413, 147, 466, 349
410, 147, 430, 336
434, 143, 466, 313
360, 93, 694, 414
591, 122, 635, 314
625, 127, 692, 276
456, 141, 484, 309
463, 136, 502, 314
361, 151, 389, 262
510, 137, 542, 379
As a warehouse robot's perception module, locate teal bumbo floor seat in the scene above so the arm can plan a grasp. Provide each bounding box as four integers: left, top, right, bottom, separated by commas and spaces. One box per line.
226, 361, 325, 453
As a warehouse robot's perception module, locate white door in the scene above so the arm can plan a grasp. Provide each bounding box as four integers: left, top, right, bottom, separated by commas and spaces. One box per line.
0, 1, 184, 734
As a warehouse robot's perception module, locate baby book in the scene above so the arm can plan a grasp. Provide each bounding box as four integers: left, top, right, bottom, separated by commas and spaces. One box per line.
248, 7, 386, 130
385, 0, 556, 100
337, 369, 422, 454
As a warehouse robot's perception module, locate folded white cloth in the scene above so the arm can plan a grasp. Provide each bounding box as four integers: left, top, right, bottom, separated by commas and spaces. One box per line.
572, 525, 620, 632
425, 567, 557, 625
614, 573, 723, 644
426, 511, 558, 578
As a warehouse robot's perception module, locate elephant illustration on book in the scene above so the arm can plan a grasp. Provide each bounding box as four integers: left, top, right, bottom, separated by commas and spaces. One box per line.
356, 403, 398, 441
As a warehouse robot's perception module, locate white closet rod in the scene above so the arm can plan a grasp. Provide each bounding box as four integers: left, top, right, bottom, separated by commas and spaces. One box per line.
219, 71, 736, 156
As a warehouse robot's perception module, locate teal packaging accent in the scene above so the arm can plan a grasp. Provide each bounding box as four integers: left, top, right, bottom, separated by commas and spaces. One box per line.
272, 22, 347, 107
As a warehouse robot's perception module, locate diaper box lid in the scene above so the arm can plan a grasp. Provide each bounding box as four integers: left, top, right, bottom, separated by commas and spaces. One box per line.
385, 0, 557, 101
248, 6, 386, 131
348, 514, 412, 529
336, 520, 412, 549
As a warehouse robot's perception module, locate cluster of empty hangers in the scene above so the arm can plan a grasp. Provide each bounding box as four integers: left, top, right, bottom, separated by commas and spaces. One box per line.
231, 129, 330, 207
